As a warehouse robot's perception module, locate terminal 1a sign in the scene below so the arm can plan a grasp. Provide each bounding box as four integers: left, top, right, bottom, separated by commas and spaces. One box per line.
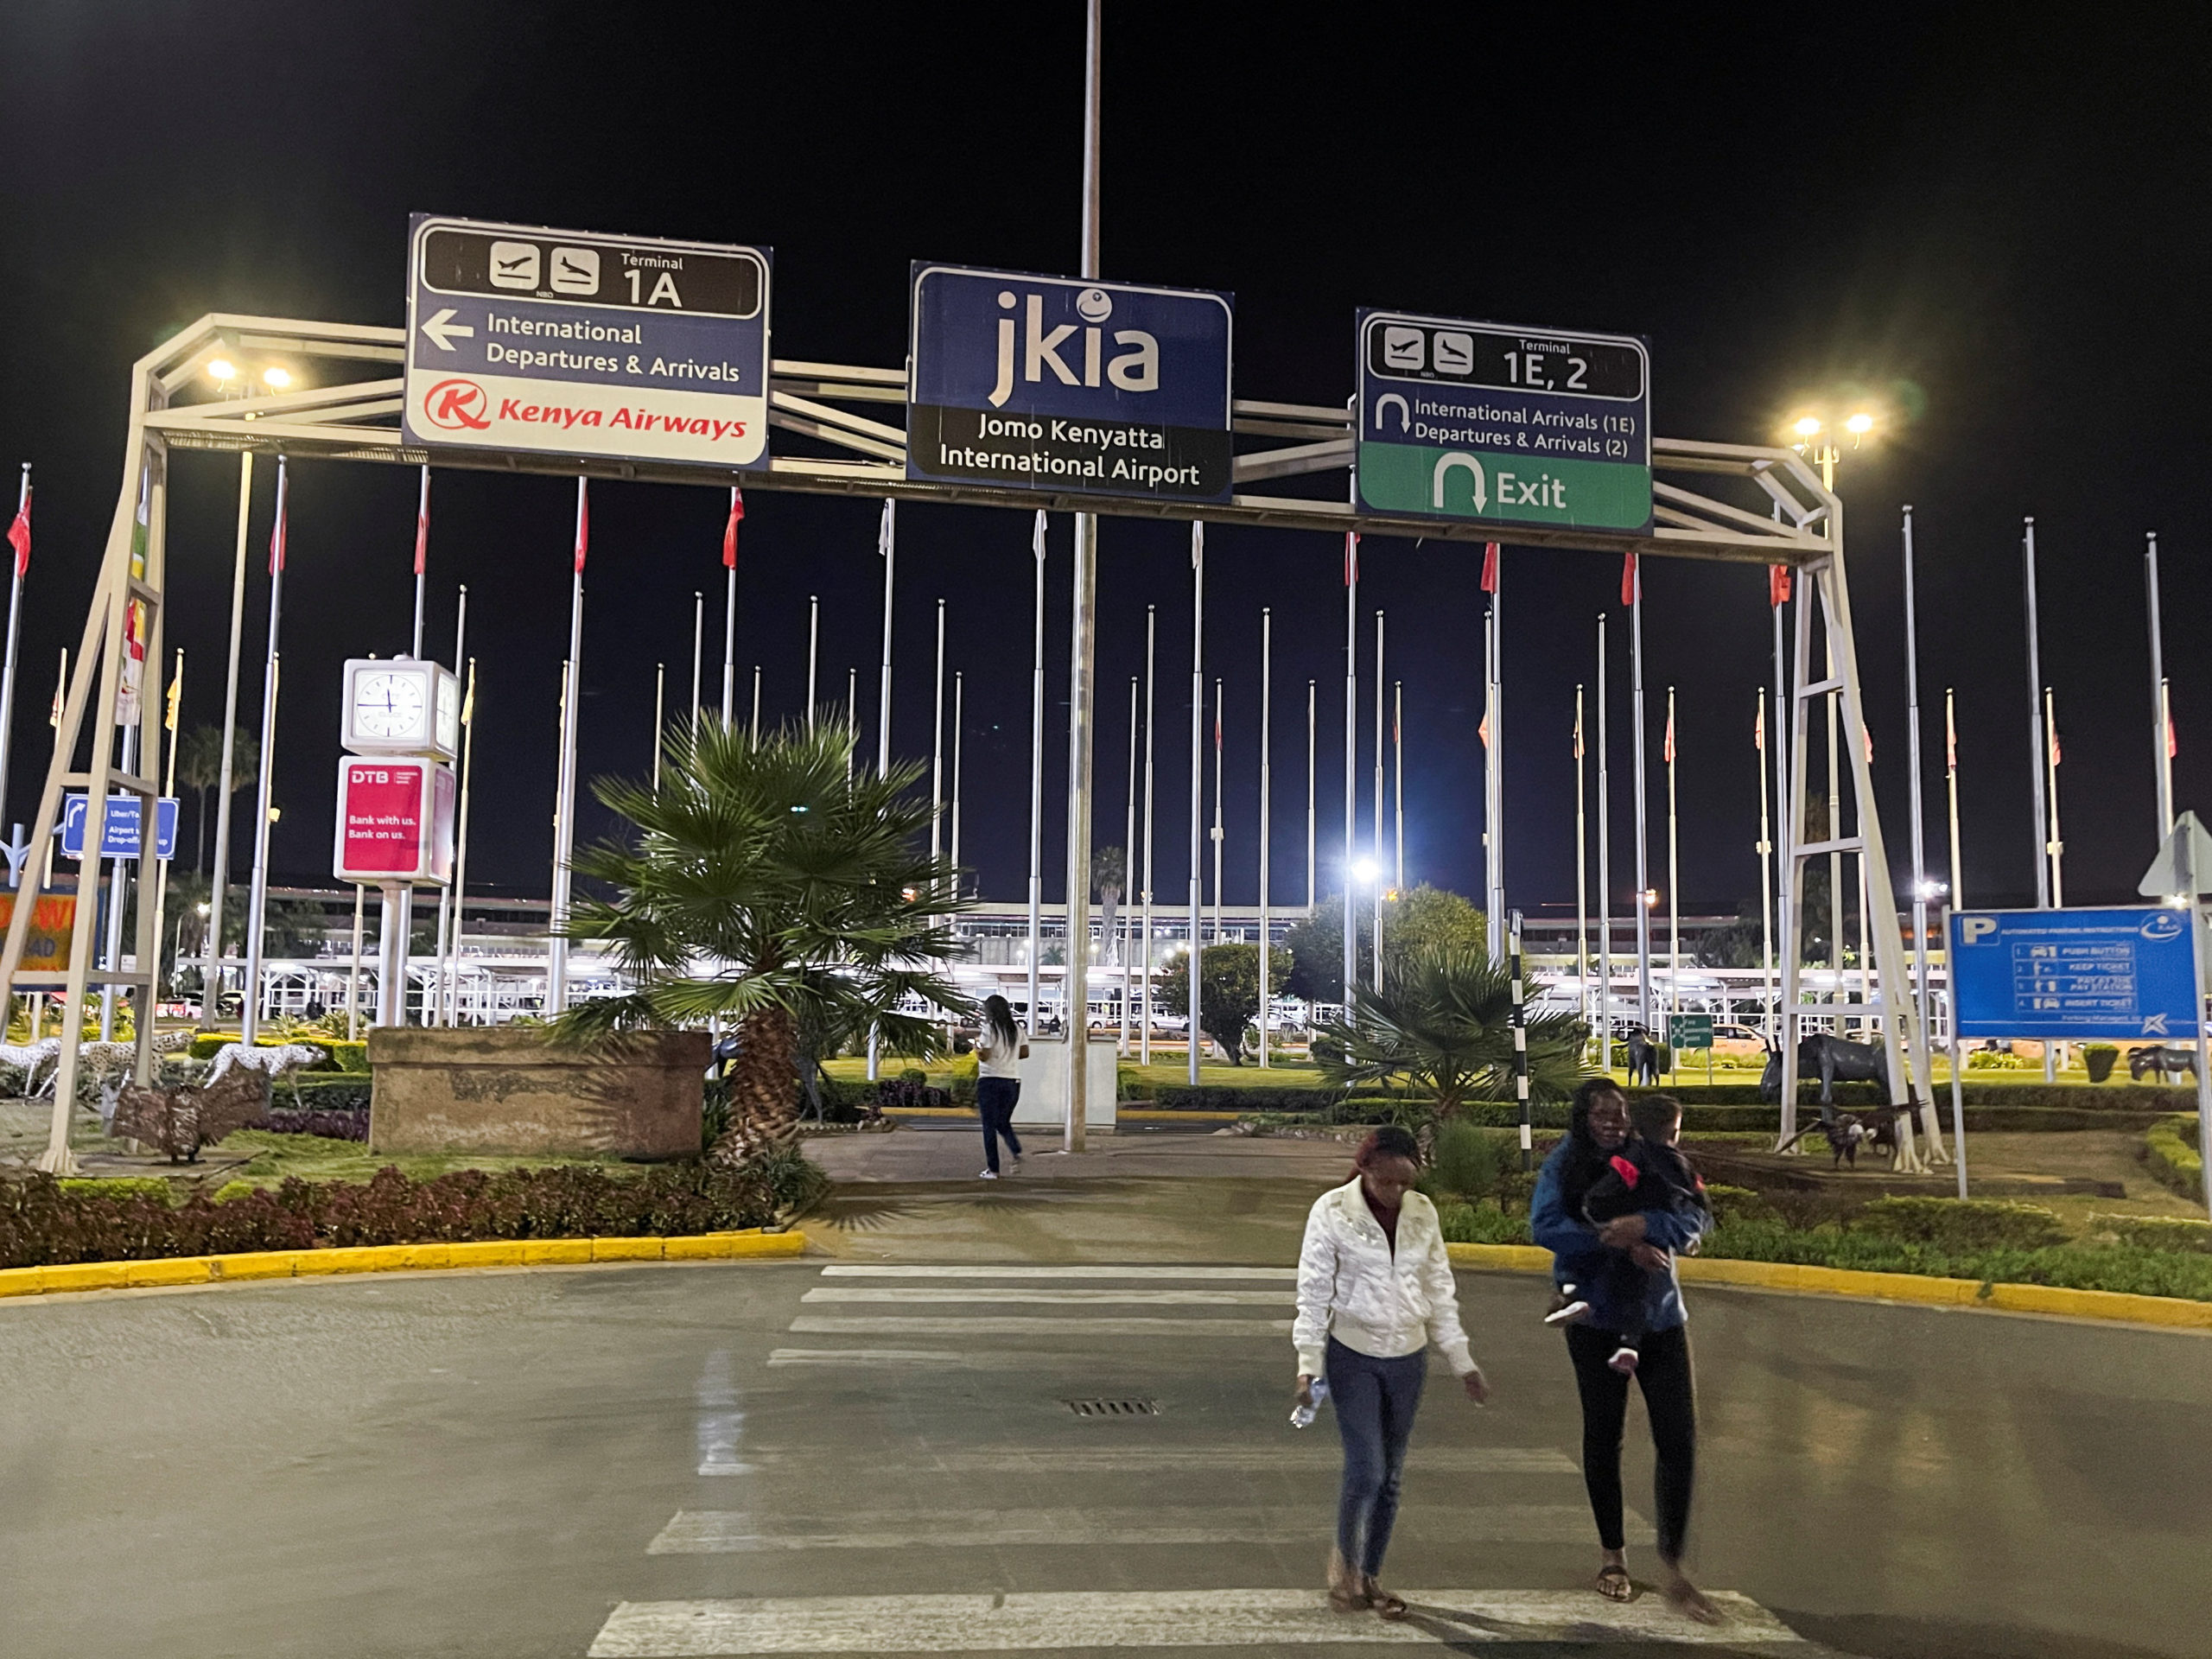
906, 264, 1234, 504
1355, 310, 1651, 533
402, 214, 771, 468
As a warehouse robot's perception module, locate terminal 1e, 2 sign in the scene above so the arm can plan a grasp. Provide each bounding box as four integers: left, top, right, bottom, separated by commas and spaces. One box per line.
1355, 309, 1651, 533
906, 264, 1234, 505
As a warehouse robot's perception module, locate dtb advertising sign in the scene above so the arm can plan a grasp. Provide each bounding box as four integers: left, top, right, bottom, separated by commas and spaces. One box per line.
1356, 310, 1651, 533
907, 264, 1233, 505
403, 215, 771, 469
334, 760, 456, 885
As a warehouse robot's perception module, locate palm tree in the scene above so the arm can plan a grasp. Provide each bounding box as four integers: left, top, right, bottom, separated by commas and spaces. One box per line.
1316, 944, 1589, 1116
1092, 845, 1126, 963
553, 716, 971, 1157
174, 725, 256, 874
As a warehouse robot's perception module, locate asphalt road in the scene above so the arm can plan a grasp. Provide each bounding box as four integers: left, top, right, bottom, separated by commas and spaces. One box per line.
3, 1252, 2206, 1659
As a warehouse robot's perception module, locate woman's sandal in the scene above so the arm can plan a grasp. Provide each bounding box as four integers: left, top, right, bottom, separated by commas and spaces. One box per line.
1595, 1564, 1635, 1603
1363, 1578, 1409, 1621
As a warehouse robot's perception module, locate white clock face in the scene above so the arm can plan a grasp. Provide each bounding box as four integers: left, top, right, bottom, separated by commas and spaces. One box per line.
435, 671, 460, 753
354, 671, 427, 741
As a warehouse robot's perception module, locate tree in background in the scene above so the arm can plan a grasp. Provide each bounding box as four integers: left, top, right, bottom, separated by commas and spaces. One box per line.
1281, 885, 1487, 1002
552, 718, 970, 1154
1317, 944, 1587, 1116
1155, 941, 1294, 1065
1092, 844, 1126, 963
174, 725, 257, 875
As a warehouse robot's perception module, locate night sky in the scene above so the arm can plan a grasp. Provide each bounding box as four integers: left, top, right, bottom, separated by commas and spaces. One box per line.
0, 4, 2203, 920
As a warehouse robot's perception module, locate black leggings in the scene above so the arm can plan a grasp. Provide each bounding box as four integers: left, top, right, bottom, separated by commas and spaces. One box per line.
1566, 1322, 1696, 1563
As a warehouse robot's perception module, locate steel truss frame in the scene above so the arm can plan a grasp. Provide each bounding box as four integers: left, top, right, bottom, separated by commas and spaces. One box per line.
2, 313, 1910, 1172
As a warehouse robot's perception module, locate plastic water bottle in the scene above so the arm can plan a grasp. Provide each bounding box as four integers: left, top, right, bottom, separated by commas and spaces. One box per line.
1290, 1377, 1329, 1429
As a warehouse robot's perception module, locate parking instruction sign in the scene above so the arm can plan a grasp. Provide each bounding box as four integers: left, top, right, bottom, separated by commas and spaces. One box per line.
1355, 310, 1650, 533
403, 215, 770, 468
1949, 906, 2204, 1040
906, 264, 1234, 504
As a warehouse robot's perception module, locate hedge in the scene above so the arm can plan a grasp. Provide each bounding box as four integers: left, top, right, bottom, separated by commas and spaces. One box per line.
185, 1035, 368, 1072
2088, 1211, 2212, 1254
0, 1157, 814, 1269
2144, 1116, 2203, 1202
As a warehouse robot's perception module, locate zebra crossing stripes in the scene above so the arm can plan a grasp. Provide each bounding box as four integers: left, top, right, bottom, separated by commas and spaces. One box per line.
788, 1314, 1292, 1336
586, 1587, 1809, 1655
817, 1264, 1297, 1280
799, 1286, 1295, 1306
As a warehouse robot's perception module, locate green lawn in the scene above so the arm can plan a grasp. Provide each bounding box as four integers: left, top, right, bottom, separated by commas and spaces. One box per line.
212, 1130, 649, 1188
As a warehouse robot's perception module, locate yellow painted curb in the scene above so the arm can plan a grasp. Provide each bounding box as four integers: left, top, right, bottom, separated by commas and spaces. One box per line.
0, 1229, 809, 1302
1445, 1240, 2212, 1331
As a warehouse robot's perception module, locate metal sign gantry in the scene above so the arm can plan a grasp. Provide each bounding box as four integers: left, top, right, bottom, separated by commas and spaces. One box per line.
0, 310, 1902, 1173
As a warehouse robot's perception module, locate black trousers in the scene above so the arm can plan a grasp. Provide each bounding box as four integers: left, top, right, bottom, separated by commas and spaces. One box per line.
1566, 1322, 1696, 1563
976, 1076, 1022, 1173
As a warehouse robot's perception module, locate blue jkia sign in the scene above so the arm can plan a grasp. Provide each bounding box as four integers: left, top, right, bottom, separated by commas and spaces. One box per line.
403, 215, 771, 469
59, 794, 179, 861
906, 264, 1234, 503
1949, 906, 2203, 1040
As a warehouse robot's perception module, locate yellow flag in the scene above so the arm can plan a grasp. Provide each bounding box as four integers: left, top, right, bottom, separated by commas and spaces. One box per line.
164, 651, 182, 730
461, 658, 476, 725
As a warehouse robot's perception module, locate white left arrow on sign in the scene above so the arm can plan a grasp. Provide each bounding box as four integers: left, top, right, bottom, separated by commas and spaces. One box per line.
421, 308, 475, 353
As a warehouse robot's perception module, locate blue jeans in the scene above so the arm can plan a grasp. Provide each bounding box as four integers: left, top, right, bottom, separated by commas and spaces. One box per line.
976, 1076, 1022, 1173
1325, 1336, 1427, 1576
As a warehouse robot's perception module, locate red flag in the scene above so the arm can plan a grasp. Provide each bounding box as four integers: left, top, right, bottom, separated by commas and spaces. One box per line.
1769, 564, 1791, 607
1478, 705, 1491, 750
1945, 695, 1957, 773
268, 461, 288, 575
2168, 709, 2178, 760
2049, 725, 2061, 768
6, 486, 29, 580
412, 468, 429, 575
1344, 531, 1360, 587
1663, 705, 1675, 765
1479, 541, 1499, 594
1865, 726, 1875, 764
573, 478, 589, 575
1753, 696, 1765, 753
1621, 551, 1638, 607
722, 487, 744, 569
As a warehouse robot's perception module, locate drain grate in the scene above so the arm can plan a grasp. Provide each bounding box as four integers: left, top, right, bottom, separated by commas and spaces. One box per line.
1065, 1397, 1160, 1418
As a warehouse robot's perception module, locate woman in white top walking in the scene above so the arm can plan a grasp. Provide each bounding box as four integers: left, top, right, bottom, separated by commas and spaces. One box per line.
972, 994, 1027, 1179
1294, 1124, 1490, 1618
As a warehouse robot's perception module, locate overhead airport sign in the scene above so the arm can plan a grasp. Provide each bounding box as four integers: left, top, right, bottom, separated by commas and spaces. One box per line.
1949, 906, 2204, 1040
403, 214, 770, 469
907, 264, 1234, 504
1355, 310, 1650, 533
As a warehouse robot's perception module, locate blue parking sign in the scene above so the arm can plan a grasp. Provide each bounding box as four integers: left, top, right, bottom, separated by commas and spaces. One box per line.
1949, 906, 2203, 1039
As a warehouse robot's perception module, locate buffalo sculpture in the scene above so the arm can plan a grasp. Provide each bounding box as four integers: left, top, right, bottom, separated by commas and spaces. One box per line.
1758, 1033, 1888, 1107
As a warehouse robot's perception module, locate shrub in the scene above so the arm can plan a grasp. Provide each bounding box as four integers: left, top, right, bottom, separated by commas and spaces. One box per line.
946, 1052, 980, 1106
1849, 1196, 2067, 1252
253, 1109, 370, 1141
188, 1035, 366, 1071
1434, 1199, 1532, 1246
1704, 1182, 1780, 1227
1967, 1050, 2028, 1070
872, 1077, 950, 1110
1427, 1120, 1509, 1202
2084, 1212, 2212, 1255
0, 1157, 794, 1268
288, 1077, 373, 1113
2144, 1116, 2202, 1201
56, 1177, 175, 1205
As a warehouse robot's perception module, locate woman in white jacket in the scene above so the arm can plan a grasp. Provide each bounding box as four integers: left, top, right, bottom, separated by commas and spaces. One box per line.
1294, 1124, 1489, 1618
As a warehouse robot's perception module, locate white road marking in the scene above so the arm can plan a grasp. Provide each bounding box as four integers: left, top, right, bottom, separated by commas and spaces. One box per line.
818, 1264, 1298, 1280
787, 1315, 1292, 1336
647, 1505, 1639, 1554
588, 1586, 1803, 1654
717, 1440, 1579, 1474
801, 1286, 1296, 1306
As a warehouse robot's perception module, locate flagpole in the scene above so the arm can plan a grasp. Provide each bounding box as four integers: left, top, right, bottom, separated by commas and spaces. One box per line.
435, 585, 467, 1025
1758, 688, 1775, 1045
721, 488, 741, 723
346, 884, 365, 1040
0, 464, 31, 830
2045, 686, 2064, 906
871, 499, 896, 1084
950, 671, 964, 891
1342, 532, 1357, 1021
1140, 605, 1156, 1066
1630, 558, 1652, 1035
205, 451, 252, 1026
930, 598, 944, 868
447, 658, 477, 1027
1211, 676, 1224, 948
1771, 568, 1790, 1040
1191, 521, 1206, 1085
1904, 505, 1936, 1109
1946, 687, 1963, 910
806, 594, 820, 731
1122, 672, 1138, 1056
1258, 610, 1272, 1069
1305, 678, 1316, 914
690, 591, 703, 723
2146, 531, 2173, 840
652, 664, 664, 792
1027, 511, 1046, 1046
410, 465, 429, 658
1371, 609, 1383, 990
1597, 613, 1612, 1073
1575, 684, 1590, 1058
547, 476, 587, 1015
1825, 601, 1844, 1027
1392, 680, 1404, 896
2024, 517, 2053, 1080
846, 667, 857, 782
750, 667, 761, 747
241, 456, 289, 1046
1666, 686, 1679, 1042
1485, 545, 1504, 961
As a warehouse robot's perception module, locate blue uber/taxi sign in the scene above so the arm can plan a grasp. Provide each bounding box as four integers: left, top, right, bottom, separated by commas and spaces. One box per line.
59, 793, 179, 861
1949, 906, 2203, 1040
906, 264, 1234, 504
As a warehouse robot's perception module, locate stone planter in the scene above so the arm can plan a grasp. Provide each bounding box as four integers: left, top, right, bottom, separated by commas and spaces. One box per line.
367, 1027, 709, 1158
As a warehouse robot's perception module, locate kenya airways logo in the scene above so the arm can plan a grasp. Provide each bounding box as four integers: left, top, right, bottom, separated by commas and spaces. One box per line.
422, 378, 490, 431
